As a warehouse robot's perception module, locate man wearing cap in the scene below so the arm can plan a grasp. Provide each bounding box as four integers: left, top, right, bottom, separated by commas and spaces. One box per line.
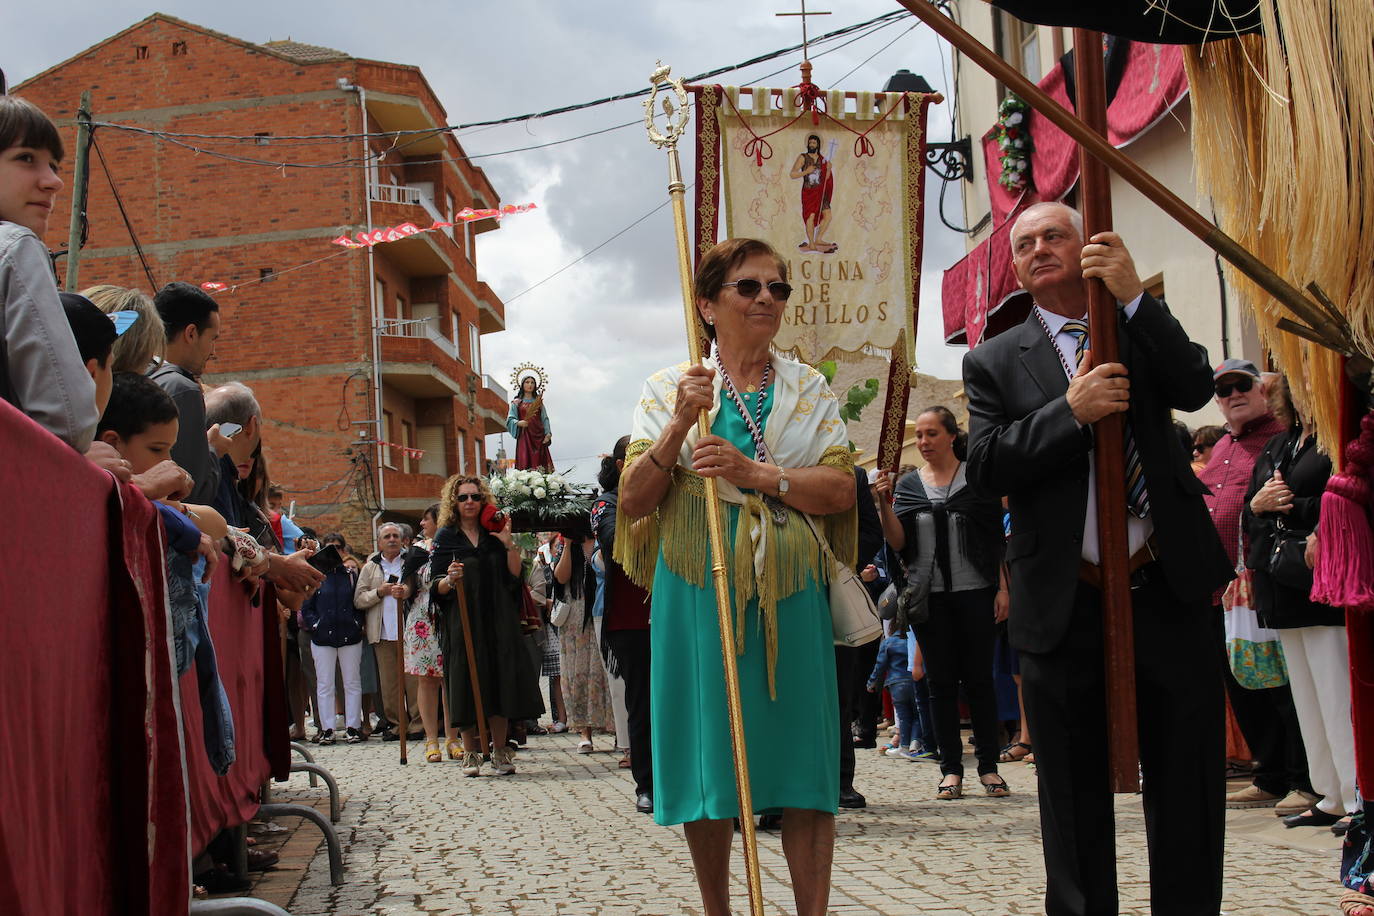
963, 202, 1231, 916
1200, 359, 1314, 817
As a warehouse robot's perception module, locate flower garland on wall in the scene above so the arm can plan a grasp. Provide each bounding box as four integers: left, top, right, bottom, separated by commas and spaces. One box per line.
993, 95, 1032, 191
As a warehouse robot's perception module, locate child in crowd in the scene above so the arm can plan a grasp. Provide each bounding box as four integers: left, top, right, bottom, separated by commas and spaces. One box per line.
0, 95, 98, 450
868, 627, 928, 761
96, 372, 228, 669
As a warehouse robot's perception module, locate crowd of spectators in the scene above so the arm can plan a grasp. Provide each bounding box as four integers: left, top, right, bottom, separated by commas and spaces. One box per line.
1, 91, 1364, 909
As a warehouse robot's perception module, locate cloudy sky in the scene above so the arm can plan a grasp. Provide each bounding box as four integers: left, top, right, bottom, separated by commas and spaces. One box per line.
4, 1, 975, 485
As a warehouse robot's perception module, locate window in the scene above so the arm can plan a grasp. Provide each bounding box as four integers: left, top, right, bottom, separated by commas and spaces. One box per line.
259, 267, 274, 281
135, 45, 149, 60
374, 279, 386, 323
992, 13, 1041, 96
1017, 20, 1041, 83
456, 430, 467, 474
446, 192, 456, 223
254, 132, 272, 146
468, 324, 481, 375
417, 425, 447, 476
451, 311, 462, 357
381, 410, 395, 468
171, 40, 188, 56
395, 294, 405, 323
400, 420, 414, 473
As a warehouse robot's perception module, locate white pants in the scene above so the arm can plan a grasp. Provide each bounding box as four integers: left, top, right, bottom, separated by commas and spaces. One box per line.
1278, 626, 1358, 814
312, 641, 363, 731
595, 617, 630, 750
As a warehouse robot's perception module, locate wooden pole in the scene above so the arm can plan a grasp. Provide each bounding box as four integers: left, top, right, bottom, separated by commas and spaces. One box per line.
64, 90, 92, 292
1073, 29, 1141, 794
891, 0, 1355, 356
645, 64, 764, 915
396, 625, 409, 765
453, 568, 492, 761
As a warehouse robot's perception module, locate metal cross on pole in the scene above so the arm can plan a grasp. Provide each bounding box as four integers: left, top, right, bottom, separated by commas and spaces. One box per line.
776, 0, 832, 60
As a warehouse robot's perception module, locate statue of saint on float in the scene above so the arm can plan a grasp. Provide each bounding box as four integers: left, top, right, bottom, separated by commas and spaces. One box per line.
505, 364, 553, 471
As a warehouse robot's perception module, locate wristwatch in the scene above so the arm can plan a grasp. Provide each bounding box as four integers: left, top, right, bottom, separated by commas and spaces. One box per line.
776, 467, 791, 497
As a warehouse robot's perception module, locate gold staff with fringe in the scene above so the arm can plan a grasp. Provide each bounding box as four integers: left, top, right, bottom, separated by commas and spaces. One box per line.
642, 61, 765, 915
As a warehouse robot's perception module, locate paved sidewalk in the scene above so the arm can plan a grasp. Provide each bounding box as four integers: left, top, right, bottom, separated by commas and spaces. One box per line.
275, 732, 1346, 914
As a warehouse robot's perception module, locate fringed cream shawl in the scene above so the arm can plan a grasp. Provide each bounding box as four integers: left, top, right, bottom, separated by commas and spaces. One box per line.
614, 354, 857, 696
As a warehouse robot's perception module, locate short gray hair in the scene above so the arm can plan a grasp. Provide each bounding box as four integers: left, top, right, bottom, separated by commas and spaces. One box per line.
377, 522, 403, 538
1009, 202, 1085, 254
205, 381, 262, 426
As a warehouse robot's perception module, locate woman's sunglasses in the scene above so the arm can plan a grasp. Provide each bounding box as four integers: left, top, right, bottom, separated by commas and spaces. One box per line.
454, 493, 482, 503
1214, 376, 1255, 398
722, 279, 793, 301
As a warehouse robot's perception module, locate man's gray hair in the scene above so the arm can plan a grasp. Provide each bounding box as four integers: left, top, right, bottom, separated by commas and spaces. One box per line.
205, 381, 262, 426
397, 523, 414, 540
377, 522, 403, 537
1009, 202, 1085, 254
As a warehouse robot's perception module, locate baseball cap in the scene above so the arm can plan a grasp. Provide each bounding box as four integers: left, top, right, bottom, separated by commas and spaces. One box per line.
1213, 358, 1260, 381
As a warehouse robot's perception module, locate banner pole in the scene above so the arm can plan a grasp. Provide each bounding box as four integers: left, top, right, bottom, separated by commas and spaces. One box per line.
645, 62, 765, 916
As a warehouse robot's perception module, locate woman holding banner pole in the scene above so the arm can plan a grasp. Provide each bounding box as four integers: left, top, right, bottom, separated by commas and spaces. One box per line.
617, 238, 856, 916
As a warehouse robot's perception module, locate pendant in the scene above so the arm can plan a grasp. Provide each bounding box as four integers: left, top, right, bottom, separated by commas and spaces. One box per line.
745, 383, 758, 393
763, 494, 789, 526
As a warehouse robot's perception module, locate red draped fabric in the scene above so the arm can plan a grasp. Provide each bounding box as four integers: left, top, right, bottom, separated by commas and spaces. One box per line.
0, 399, 189, 915
181, 569, 285, 854
946, 42, 1188, 345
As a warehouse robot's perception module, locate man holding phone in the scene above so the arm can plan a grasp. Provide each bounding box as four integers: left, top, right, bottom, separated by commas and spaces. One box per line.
149, 281, 224, 504
355, 522, 423, 740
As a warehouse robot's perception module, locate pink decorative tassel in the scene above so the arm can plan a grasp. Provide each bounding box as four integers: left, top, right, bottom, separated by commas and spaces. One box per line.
1312, 412, 1374, 612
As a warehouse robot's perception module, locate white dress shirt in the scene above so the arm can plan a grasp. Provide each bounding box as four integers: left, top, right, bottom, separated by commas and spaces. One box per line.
1033, 296, 1154, 564
379, 552, 404, 641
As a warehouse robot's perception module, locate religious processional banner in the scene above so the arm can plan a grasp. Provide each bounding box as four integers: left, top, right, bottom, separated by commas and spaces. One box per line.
694, 85, 935, 365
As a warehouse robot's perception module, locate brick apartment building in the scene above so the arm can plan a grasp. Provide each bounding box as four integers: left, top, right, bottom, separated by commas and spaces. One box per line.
18, 14, 511, 547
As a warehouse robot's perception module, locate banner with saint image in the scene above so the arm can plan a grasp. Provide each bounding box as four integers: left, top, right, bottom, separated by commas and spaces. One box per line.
694, 85, 935, 364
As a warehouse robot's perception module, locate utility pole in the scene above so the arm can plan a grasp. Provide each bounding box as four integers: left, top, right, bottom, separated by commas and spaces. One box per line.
64, 90, 93, 291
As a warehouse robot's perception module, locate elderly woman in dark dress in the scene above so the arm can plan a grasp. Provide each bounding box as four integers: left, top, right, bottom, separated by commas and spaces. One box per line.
429, 475, 543, 777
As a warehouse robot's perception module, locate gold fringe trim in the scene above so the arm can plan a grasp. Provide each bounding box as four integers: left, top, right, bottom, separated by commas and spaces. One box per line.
617, 446, 864, 699
614, 439, 662, 590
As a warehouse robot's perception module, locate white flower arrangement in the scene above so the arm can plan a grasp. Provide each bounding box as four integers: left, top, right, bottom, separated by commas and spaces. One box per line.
487, 467, 592, 522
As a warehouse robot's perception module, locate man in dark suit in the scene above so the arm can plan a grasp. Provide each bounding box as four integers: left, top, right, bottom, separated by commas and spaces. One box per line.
962, 202, 1232, 916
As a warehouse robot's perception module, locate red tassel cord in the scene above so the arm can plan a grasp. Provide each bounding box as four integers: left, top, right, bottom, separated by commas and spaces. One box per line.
1313, 411, 1374, 612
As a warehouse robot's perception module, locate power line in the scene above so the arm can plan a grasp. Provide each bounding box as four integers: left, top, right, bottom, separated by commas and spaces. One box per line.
84, 12, 914, 177
90, 131, 158, 290
84, 10, 911, 145
504, 191, 678, 305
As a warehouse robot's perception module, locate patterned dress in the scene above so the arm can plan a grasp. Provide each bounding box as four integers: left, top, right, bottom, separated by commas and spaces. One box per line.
558, 591, 615, 732
403, 564, 442, 678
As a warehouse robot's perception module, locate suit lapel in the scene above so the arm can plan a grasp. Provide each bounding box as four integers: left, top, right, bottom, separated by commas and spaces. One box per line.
1017, 313, 1069, 401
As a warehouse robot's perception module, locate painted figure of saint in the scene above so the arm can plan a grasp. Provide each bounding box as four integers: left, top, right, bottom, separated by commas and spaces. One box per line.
506, 366, 553, 471
790, 133, 838, 254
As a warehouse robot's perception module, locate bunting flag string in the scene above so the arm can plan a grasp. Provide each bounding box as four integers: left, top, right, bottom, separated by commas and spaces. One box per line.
331, 203, 538, 249
380, 443, 426, 461
198, 203, 538, 294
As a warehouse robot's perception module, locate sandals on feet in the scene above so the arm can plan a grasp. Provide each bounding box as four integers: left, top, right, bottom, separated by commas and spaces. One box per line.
446, 738, 462, 760
425, 739, 442, 763
999, 741, 1033, 763
981, 774, 1011, 797
936, 778, 963, 800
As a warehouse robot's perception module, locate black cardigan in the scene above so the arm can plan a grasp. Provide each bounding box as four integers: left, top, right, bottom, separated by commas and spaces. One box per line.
893, 465, 1005, 589
1243, 426, 1342, 629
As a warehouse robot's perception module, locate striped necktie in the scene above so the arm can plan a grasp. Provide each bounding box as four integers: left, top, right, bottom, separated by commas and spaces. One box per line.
1061, 320, 1150, 519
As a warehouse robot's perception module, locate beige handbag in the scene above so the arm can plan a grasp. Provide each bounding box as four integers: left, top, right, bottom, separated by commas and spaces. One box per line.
798, 509, 882, 647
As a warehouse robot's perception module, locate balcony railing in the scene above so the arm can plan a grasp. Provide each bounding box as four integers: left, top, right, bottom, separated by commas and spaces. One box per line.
482, 374, 508, 402
378, 316, 458, 361
368, 183, 453, 238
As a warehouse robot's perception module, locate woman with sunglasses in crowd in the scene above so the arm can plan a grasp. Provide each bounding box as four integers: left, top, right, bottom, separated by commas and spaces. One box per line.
429, 475, 543, 777
618, 238, 857, 916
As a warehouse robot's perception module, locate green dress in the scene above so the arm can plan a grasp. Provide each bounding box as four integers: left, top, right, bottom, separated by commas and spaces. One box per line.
649, 388, 839, 826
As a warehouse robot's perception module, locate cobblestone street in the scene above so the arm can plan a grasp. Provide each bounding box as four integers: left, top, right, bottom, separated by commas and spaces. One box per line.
266, 730, 1347, 915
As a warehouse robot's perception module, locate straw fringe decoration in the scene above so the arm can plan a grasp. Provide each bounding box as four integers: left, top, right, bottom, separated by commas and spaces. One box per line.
1185, 1, 1374, 464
